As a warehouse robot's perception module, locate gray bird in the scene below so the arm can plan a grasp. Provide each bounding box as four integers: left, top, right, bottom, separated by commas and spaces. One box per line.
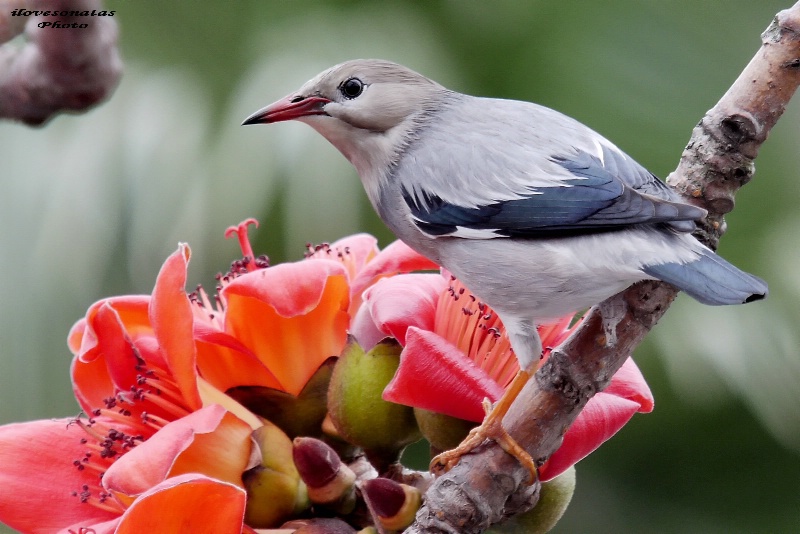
243, 59, 767, 476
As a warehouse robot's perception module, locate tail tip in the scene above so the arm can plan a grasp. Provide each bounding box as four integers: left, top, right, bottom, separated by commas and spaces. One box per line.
744, 290, 767, 304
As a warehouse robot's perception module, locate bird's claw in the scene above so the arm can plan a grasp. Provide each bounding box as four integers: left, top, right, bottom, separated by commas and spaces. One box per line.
429, 408, 538, 483
429, 369, 538, 483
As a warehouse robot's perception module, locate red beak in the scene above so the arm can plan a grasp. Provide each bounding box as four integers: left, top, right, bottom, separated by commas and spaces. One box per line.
242, 94, 331, 125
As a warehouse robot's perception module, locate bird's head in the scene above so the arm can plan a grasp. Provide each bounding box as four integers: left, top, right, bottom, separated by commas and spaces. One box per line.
243, 59, 447, 174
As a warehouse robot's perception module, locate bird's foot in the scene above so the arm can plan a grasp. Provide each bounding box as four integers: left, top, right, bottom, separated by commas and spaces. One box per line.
430, 369, 538, 484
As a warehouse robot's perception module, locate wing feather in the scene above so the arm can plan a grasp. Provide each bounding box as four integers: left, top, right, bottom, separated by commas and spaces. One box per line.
398, 95, 704, 238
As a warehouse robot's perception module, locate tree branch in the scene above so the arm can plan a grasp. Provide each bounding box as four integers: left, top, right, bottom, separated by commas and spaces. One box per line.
0, 0, 122, 125
407, 3, 800, 532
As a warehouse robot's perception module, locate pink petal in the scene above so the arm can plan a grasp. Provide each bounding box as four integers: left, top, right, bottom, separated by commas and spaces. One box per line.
604, 357, 654, 413
351, 239, 439, 298
114, 474, 245, 534
327, 233, 380, 273
103, 405, 253, 500
538, 392, 641, 482
222, 259, 349, 317
350, 301, 390, 351
361, 273, 446, 345
0, 418, 120, 533
383, 327, 504, 422
150, 244, 202, 410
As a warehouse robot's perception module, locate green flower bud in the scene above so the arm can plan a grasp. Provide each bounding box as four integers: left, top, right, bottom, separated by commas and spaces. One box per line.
327, 336, 421, 469
244, 421, 309, 528
487, 465, 576, 534
413, 407, 476, 453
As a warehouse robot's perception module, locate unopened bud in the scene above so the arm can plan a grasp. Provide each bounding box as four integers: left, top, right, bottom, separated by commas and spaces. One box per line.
292, 437, 356, 514
327, 336, 421, 470
228, 358, 336, 439
244, 421, 309, 527
413, 408, 475, 452
361, 478, 421, 532
486, 465, 576, 533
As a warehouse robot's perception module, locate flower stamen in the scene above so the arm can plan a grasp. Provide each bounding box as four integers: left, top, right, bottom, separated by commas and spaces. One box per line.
434, 276, 519, 390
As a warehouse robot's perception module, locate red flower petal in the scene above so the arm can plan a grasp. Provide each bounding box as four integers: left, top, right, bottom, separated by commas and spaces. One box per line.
383, 327, 504, 422
360, 274, 446, 346
150, 244, 202, 410
603, 356, 654, 413
538, 391, 641, 482
0, 418, 120, 533
103, 405, 253, 502
114, 474, 245, 534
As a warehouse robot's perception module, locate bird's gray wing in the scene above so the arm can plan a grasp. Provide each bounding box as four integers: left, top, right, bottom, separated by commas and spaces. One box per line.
398, 96, 704, 239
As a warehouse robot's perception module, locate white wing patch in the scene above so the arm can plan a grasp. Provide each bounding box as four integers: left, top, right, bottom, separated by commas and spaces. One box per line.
450, 226, 503, 239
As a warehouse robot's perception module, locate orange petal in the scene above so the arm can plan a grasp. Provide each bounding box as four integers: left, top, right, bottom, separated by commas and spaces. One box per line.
114, 474, 245, 534
67, 317, 88, 355
150, 244, 202, 410
0, 418, 120, 533
70, 346, 116, 415
195, 326, 283, 392
103, 405, 253, 503
222, 261, 350, 396
223, 259, 348, 317
72, 297, 152, 363
70, 302, 147, 414
74, 298, 150, 364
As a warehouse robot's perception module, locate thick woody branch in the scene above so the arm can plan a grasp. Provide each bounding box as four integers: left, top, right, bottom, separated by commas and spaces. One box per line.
408, 3, 800, 533
0, 0, 122, 125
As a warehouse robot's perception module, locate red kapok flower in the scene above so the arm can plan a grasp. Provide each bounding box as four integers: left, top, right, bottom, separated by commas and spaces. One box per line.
0, 242, 262, 533
192, 220, 435, 398
356, 271, 654, 481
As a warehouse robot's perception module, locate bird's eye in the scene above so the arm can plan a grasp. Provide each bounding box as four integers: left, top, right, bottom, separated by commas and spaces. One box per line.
340, 78, 364, 99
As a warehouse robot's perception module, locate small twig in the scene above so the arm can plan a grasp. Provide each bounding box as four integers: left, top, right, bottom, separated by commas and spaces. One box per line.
0, 0, 122, 125
407, 3, 800, 532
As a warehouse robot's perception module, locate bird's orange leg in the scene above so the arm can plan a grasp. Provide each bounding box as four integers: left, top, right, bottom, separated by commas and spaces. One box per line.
430, 369, 537, 483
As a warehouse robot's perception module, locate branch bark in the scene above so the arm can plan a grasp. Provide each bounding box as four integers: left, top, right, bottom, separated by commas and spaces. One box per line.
0, 0, 122, 125
407, 3, 800, 532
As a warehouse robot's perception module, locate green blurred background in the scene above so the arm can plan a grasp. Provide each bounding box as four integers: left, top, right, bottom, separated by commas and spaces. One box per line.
1, 0, 799, 532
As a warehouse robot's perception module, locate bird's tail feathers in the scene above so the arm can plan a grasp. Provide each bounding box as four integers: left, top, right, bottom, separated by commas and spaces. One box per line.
643, 248, 767, 305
